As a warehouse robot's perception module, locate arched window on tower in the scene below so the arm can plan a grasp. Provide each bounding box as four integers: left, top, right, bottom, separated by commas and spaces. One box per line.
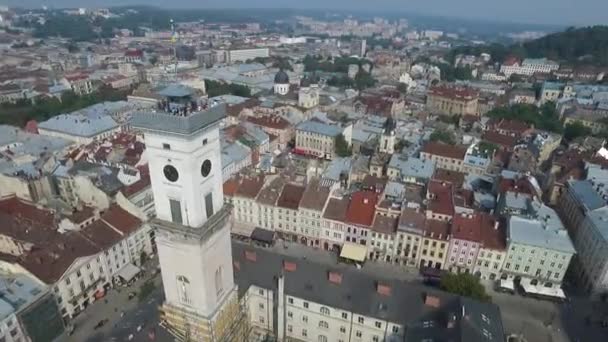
177, 275, 191, 305
215, 266, 224, 299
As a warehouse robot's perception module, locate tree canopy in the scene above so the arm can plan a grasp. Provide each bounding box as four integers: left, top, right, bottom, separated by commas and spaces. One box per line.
440, 273, 491, 302
0, 85, 130, 127
334, 134, 352, 157
205, 80, 251, 97
564, 122, 593, 141
302, 55, 372, 74
449, 26, 608, 67
429, 129, 456, 145
486, 102, 563, 133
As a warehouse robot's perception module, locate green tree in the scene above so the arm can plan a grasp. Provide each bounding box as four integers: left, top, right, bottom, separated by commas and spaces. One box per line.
354, 70, 376, 90
334, 133, 352, 157
429, 129, 456, 145
564, 122, 593, 141
486, 102, 563, 133
205, 80, 251, 97
440, 273, 491, 302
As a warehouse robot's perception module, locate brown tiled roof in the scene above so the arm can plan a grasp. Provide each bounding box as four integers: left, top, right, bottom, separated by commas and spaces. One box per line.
451, 213, 483, 242
101, 205, 142, 235
79, 220, 124, 250
479, 215, 505, 251
428, 85, 478, 100
427, 181, 454, 217
121, 171, 151, 197
398, 208, 426, 233
223, 177, 241, 197
256, 177, 285, 205
231, 175, 265, 199
0, 196, 57, 245
421, 142, 467, 160
492, 119, 532, 134
432, 169, 465, 188
246, 115, 291, 130
482, 131, 518, 149
19, 233, 99, 284
371, 213, 398, 234
345, 191, 378, 227
323, 197, 349, 221
498, 176, 536, 195
276, 184, 305, 210
299, 178, 330, 211
424, 219, 450, 240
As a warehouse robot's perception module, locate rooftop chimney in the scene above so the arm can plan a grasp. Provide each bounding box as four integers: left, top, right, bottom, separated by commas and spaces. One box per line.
245, 250, 257, 262
328, 271, 342, 284
283, 261, 297, 272
376, 283, 391, 296
424, 294, 441, 308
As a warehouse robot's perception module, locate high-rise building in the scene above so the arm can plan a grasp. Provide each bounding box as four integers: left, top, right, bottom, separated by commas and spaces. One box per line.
132, 85, 248, 341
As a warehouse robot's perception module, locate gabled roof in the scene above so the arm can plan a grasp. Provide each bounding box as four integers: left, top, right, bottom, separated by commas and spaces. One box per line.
421, 142, 467, 160
345, 191, 378, 227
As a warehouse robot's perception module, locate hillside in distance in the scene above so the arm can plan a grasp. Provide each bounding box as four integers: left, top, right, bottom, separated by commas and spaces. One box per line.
452, 26, 608, 66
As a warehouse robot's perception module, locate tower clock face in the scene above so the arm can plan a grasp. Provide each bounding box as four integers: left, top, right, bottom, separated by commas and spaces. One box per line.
163, 165, 179, 182
201, 160, 212, 177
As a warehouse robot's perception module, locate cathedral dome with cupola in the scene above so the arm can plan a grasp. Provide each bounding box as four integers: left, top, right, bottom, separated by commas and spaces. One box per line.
273, 69, 290, 95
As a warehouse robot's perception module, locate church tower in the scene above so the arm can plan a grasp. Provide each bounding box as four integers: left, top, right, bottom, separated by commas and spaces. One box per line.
132, 85, 247, 341
379, 116, 396, 154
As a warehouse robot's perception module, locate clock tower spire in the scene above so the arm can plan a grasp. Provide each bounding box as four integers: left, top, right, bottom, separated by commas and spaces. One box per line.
132, 84, 247, 341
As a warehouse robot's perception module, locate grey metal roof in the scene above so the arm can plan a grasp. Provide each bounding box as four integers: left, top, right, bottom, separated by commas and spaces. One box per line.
131, 104, 226, 135
221, 141, 251, 169
232, 242, 505, 342
568, 180, 606, 211
38, 112, 118, 138
389, 155, 435, 181
296, 120, 342, 137
508, 216, 575, 253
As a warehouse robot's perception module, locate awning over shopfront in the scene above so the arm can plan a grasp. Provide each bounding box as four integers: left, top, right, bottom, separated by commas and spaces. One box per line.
116, 263, 141, 283
251, 227, 275, 244
339, 242, 367, 263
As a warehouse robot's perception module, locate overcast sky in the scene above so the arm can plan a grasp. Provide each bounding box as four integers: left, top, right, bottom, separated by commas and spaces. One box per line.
2, 0, 604, 26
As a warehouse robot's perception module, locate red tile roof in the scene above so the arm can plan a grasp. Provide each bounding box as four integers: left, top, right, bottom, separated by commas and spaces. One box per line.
101, 205, 142, 235
427, 181, 454, 217
429, 85, 478, 100
479, 215, 505, 250
432, 169, 465, 188
223, 178, 241, 197
19, 232, 99, 284
235, 175, 266, 199
246, 115, 291, 130
482, 131, 518, 150
345, 191, 378, 227
451, 213, 482, 243
421, 142, 467, 160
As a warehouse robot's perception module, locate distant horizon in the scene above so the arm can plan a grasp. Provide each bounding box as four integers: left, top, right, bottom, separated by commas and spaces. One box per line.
0, 0, 604, 27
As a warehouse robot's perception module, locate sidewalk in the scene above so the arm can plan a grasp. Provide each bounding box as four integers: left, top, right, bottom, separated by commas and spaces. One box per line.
263, 239, 421, 282
56, 259, 163, 342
